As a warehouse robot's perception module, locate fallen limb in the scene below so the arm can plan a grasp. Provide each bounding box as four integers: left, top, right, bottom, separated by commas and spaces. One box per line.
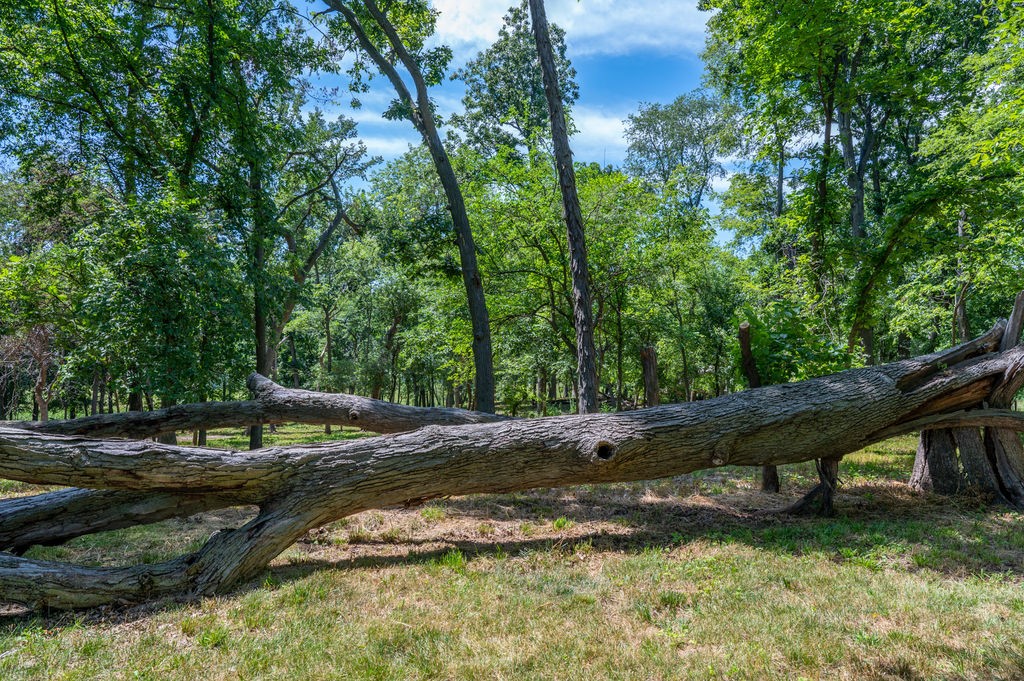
0, 372, 507, 439
0, 489, 231, 556
0, 375, 509, 552
2, 322, 1023, 608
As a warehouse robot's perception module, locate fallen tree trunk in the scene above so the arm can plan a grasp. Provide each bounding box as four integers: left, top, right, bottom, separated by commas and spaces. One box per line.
0, 373, 508, 439
0, 374, 509, 553
0, 489, 227, 555
3, 321, 1024, 609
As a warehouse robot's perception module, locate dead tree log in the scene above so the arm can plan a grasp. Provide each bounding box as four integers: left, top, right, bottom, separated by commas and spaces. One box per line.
3, 320, 1024, 608
0, 375, 510, 553
0, 372, 508, 439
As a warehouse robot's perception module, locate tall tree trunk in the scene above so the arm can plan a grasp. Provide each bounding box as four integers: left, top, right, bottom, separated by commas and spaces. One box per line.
250, 164, 270, 450
529, 0, 599, 415
810, 67, 839, 293
739, 322, 779, 493
90, 371, 100, 417
330, 0, 495, 413
838, 106, 867, 240
34, 363, 48, 423
953, 209, 972, 344
640, 345, 659, 408
128, 389, 143, 412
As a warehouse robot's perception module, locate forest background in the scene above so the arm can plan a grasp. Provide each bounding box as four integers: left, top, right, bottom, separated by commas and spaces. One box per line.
1, 0, 1021, 430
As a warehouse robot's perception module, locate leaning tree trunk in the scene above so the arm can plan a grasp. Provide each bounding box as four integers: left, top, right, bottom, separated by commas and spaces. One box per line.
530, 0, 599, 415
328, 0, 495, 413
4, 315, 1024, 608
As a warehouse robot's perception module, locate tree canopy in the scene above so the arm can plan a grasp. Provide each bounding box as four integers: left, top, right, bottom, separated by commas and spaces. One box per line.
0, 0, 1019, 432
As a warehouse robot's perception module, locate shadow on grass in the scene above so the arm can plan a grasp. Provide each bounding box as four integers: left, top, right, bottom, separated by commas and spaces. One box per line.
325, 482, 1024, 576
3, 477, 1022, 633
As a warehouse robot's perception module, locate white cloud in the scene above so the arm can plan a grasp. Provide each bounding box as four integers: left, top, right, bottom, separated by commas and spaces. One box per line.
431, 0, 506, 55
710, 171, 734, 195
432, 0, 707, 61
553, 0, 707, 56
358, 133, 421, 159
570, 105, 628, 165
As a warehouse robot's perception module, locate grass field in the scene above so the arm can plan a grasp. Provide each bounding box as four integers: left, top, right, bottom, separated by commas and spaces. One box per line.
2, 429, 1023, 679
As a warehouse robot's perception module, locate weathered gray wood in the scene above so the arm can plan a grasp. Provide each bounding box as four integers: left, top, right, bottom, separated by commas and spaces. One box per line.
986, 429, 1024, 506
0, 431, 291, 496
1000, 290, 1024, 352
0, 503, 313, 609
910, 301, 1024, 499
909, 435, 933, 490
974, 290, 1024, 503
0, 373, 508, 439
0, 375, 510, 552
896, 321, 1005, 392
0, 400, 267, 439
0, 490, 230, 555
871, 408, 1024, 438
2, 340, 1024, 609
953, 428, 1004, 499
245, 373, 509, 433
911, 429, 962, 494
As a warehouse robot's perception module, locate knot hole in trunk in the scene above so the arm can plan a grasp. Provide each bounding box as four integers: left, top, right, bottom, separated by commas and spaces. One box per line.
593, 441, 616, 461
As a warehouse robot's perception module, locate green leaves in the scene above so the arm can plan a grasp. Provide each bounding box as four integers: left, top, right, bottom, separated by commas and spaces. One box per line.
449, 1, 578, 156
624, 90, 739, 209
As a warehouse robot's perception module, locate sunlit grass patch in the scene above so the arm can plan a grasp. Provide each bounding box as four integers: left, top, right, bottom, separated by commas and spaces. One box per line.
189, 422, 375, 450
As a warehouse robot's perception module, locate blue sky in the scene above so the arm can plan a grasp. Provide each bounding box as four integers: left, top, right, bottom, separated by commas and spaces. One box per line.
330, 0, 710, 170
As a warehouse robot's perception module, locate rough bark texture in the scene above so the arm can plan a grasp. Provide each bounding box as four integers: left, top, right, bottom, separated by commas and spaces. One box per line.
4, 318, 1024, 609
0, 335, 1021, 607
529, 0, 599, 415
910, 292, 1024, 500
0, 489, 229, 556
1, 373, 507, 439
912, 429, 962, 494
739, 322, 780, 493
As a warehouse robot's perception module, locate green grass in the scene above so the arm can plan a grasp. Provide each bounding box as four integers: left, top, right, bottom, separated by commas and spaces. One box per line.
3, 433, 1024, 679
186, 422, 374, 450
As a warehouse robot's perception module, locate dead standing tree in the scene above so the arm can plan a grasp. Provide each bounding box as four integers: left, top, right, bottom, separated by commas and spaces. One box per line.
3, 304, 1024, 609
